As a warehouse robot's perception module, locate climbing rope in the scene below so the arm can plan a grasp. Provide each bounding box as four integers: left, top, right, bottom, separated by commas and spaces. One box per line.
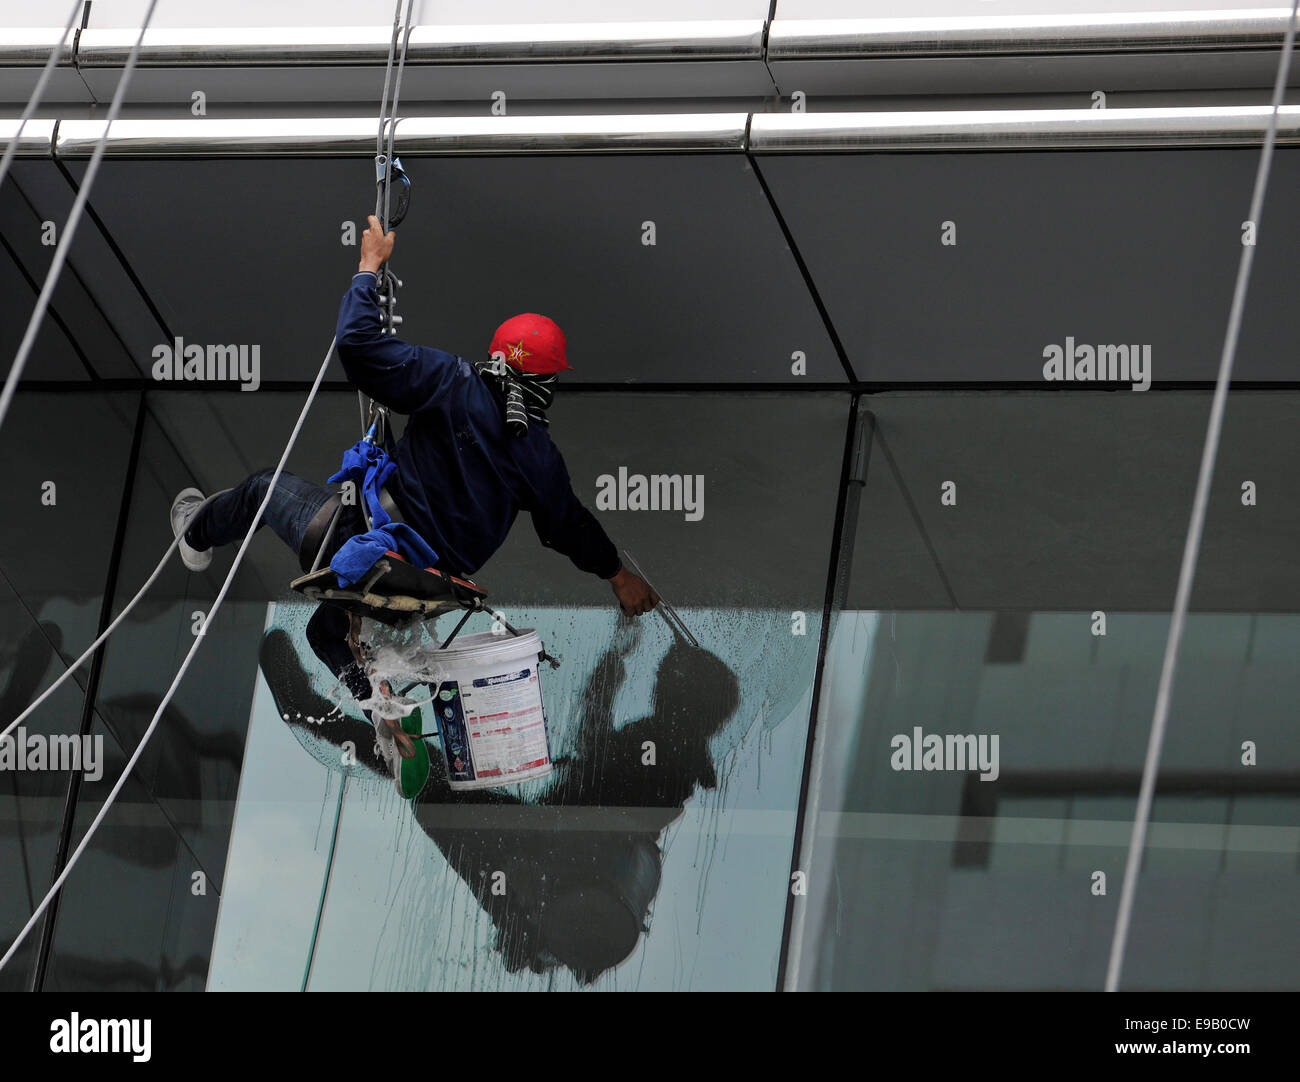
1104, 0, 1300, 992
0, 0, 160, 440
376, 0, 416, 236
0, 340, 340, 974
0, 0, 83, 197
0, 488, 230, 746
312, 0, 417, 556
0, 0, 422, 978
355, 0, 416, 520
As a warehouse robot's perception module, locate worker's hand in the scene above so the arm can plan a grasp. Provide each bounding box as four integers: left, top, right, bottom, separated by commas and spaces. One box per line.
612, 611, 643, 652
359, 214, 396, 274
609, 566, 658, 617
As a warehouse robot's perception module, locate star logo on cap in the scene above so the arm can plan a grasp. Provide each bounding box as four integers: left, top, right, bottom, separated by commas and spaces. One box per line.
505, 340, 532, 362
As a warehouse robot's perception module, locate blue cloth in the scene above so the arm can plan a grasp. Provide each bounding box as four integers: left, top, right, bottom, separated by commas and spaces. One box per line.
329, 524, 442, 589
335, 273, 620, 580
327, 436, 398, 529
326, 435, 441, 587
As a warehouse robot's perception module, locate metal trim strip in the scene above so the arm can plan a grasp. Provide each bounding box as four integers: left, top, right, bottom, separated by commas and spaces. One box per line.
750, 105, 1300, 150
767, 9, 1296, 60
74, 20, 766, 67
53, 114, 751, 156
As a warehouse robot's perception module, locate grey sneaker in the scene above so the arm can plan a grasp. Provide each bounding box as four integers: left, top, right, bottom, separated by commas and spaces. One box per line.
169, 488, 212, 572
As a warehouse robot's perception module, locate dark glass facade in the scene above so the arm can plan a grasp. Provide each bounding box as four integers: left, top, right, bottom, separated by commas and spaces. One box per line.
2, 140, 1297, 990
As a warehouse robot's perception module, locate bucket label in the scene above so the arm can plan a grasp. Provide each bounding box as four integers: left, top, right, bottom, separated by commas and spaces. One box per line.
433, 681, 475, 783
459, 664, 550, 779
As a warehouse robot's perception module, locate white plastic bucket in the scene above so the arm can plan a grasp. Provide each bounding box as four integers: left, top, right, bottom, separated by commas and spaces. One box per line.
427, 629, 552, 791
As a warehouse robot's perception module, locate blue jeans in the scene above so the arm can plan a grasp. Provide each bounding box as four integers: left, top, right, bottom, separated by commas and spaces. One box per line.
186, 469, 373, 710
185, 468, 339, 554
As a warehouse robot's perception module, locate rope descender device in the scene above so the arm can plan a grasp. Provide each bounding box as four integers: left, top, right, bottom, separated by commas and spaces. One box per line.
375, 153, 411, 231
374, 152, 411, 341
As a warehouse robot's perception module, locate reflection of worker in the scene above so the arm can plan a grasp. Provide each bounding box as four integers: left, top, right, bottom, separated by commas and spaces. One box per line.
261, 617, 740, 985
168, 216, 656, 782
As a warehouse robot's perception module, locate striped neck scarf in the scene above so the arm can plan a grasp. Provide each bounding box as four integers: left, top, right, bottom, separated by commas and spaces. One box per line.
473, 359, 557, 438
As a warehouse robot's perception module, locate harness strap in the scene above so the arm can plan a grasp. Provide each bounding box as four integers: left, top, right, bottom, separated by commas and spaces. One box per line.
378, 482, 406, 525
300, 494, 345, 574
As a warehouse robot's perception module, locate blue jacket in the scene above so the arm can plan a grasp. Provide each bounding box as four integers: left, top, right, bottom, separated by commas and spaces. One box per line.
335, 272, 621, 580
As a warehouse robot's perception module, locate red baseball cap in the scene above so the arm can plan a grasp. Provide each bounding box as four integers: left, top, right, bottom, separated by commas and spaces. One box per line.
488, 313, 571, 375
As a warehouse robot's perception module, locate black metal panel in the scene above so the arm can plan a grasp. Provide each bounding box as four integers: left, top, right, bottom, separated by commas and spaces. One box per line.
757, 148, 1300, 383
8, 161, 163, 379
846, 392, 1300, 611
74, 155, 842, 385
0, 391, 136, 614
0, 170, 102, 382
478, 391, 846, 608
0, 243, 84, 382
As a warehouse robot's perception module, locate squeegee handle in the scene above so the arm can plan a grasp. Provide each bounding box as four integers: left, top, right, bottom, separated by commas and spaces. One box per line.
621, 549, 699, 648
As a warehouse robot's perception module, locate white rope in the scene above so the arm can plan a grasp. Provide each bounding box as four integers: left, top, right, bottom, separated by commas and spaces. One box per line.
0, 340, 338, 974
0, 490, 231, 745
0, 0, 160, 439
0, 0, 84, 196
2, 535, 177, 742
0, 0, 420, 978
359, 0, 415, 501
1, 0, 421, 757
356, 0, 406, 458
380, 0, 416, 231
374, 0, 403, 163
1104, 0, 1300, 993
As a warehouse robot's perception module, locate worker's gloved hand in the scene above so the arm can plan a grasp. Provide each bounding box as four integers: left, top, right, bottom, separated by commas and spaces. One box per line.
609, 566, 658, 617
358, 214, 396, 274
